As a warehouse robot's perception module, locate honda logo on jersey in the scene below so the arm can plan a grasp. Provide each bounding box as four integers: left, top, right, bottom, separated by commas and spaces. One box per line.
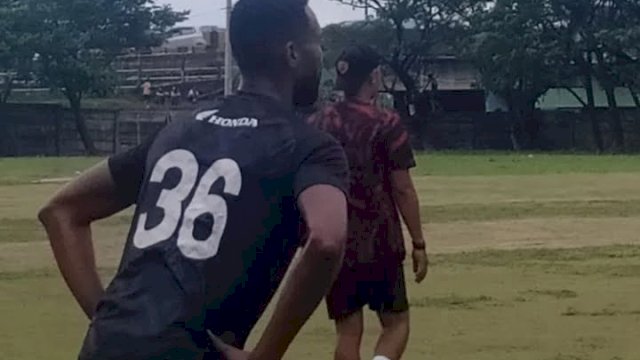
196, 110, 259, 128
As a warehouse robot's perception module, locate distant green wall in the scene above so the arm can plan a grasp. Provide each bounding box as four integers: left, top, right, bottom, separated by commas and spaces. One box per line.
538, 87, 637, 110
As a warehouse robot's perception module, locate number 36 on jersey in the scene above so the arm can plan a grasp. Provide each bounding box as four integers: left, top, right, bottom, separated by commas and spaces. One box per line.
132, 149, 242, 260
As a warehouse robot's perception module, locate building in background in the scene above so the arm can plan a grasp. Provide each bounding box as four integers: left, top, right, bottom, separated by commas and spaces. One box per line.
153, 26, 227, 54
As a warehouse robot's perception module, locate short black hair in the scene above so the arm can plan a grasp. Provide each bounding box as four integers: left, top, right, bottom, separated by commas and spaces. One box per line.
230, 0, 311, 76
335, 44, 382, 97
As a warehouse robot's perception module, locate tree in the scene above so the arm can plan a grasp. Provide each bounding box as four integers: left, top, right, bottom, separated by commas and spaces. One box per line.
0, 0, 39, 103
546, 0, 640, 152
462, 0, 560, 149
330, 0, 477, 149
20, 0, 187, 153
322, 20, 395, 72
321, 20, 398, 102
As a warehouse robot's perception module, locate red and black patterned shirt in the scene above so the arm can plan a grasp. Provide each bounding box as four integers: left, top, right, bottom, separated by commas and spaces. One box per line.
309, 99, 416, 265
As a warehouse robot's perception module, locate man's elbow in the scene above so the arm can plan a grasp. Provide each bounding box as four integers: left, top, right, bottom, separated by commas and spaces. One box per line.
38, 199, 70, 228
38, 202, 57, 226
305, 226, 347, 261
392, 185, 416, 200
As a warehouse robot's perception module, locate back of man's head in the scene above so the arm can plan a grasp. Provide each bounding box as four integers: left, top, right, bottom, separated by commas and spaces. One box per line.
335, 45, 382, 98
230, 0, 311, 77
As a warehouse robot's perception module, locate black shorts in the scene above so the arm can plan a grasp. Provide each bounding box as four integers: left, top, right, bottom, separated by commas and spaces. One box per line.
326, 262, 409, 320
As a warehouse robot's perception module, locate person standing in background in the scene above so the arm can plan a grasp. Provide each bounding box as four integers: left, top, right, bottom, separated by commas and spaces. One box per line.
309, 45, 429, 360
170, 86, 182, 106
142, 79, 152, 108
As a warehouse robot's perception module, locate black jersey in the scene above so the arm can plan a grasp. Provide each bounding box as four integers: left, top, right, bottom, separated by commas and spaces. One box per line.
79, 93, 348, 360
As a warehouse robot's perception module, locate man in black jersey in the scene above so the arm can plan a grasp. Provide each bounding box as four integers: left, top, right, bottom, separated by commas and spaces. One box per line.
38, 0, 349, 359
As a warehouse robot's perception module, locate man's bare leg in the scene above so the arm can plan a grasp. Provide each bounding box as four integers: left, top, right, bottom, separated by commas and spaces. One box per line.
374, 311, 410, 360
334, 310, 364, 360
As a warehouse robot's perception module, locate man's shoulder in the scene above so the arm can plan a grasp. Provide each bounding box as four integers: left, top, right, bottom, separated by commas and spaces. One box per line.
285, 121, 342, 168
308, 103, 341, 126
294, 119, 340, 149
318, 101, 400, 122
372, 106, 402, 127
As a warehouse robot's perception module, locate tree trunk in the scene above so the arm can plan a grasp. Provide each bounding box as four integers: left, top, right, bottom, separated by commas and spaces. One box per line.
407, 89, 427, 151
509, 125, 521, 151
583, 70, 603, 153
68, 93, 98, 155
629, 87, 640, 108
506, 89, 530, 151
508, 103, 522, 151
594, 50, 625, 152
602, 84, 625, 152
392, 91, 424, 149
393, 67, 425, 150
1, 76, 14, 103
522, 99, 539, 150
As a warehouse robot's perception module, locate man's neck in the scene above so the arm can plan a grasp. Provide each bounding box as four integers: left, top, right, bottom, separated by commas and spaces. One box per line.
348, 91, 376, 105
239, 77, 293, 110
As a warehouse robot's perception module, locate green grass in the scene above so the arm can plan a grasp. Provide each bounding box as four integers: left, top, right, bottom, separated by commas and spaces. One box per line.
437, 245, 640, 266
413, 152, 640, 176
1, 153, 640, 360
422, 199, 640, 223
0, 219, 45, 244
0, 157, 101, 185
3, 246, 639, 360
0, 216, 130, 244
2, 153, 640, 185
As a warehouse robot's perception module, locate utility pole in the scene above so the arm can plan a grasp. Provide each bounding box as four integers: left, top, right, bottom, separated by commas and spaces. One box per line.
224, 0, 233, 96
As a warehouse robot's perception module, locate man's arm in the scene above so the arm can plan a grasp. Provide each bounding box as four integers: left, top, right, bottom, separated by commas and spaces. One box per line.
390, 170, 424, 244
38, 162, 131, 318
391, 170, 429, 284
250, 184, 347, 360
211, 185, 347, 359
251, 132, 348, 360
383, 112, 429, 283
38, 142, 150, 319
210, 132, 349, 360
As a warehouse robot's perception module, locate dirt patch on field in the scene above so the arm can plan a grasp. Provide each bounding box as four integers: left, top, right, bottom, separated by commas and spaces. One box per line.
4, 215, 640, 274
413, 217, 640, 254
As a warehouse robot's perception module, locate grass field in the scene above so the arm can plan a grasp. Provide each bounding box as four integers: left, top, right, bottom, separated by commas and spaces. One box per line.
1, 153, 639, 360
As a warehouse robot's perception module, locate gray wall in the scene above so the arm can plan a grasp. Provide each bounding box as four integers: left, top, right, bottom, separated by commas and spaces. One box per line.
2, 104, 639, 156
0, 104, 193, 156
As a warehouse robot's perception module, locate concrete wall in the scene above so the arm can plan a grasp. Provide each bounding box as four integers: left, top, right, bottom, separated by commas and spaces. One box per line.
0, 104, 193, 156
418, 109, 640, 152
2, 104, 639, 156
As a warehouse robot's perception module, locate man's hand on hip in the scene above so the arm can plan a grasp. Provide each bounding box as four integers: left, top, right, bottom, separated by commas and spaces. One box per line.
208, 331, 253, 360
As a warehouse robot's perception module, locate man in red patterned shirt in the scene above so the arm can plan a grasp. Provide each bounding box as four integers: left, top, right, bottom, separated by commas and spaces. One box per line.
309, 45, 429, 360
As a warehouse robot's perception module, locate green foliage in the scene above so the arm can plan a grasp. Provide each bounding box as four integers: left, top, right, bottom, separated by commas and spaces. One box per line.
328, 0, 474, 95
0, 0, 39, 102
462, 0, 559, 111
0, 0, 187, 152
326, 0, 640, 151
27, 0, 188, 99
545, 0, 640, 150
322, 20, 394, 70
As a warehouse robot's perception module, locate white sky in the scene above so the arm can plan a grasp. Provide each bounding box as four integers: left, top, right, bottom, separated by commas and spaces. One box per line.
163, 0, 365, 27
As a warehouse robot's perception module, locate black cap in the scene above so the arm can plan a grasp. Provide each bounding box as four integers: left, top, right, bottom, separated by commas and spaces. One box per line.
335, 44, 382, 93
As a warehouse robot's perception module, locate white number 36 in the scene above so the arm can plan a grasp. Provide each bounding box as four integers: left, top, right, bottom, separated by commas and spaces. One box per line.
133, 149, 242, 260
